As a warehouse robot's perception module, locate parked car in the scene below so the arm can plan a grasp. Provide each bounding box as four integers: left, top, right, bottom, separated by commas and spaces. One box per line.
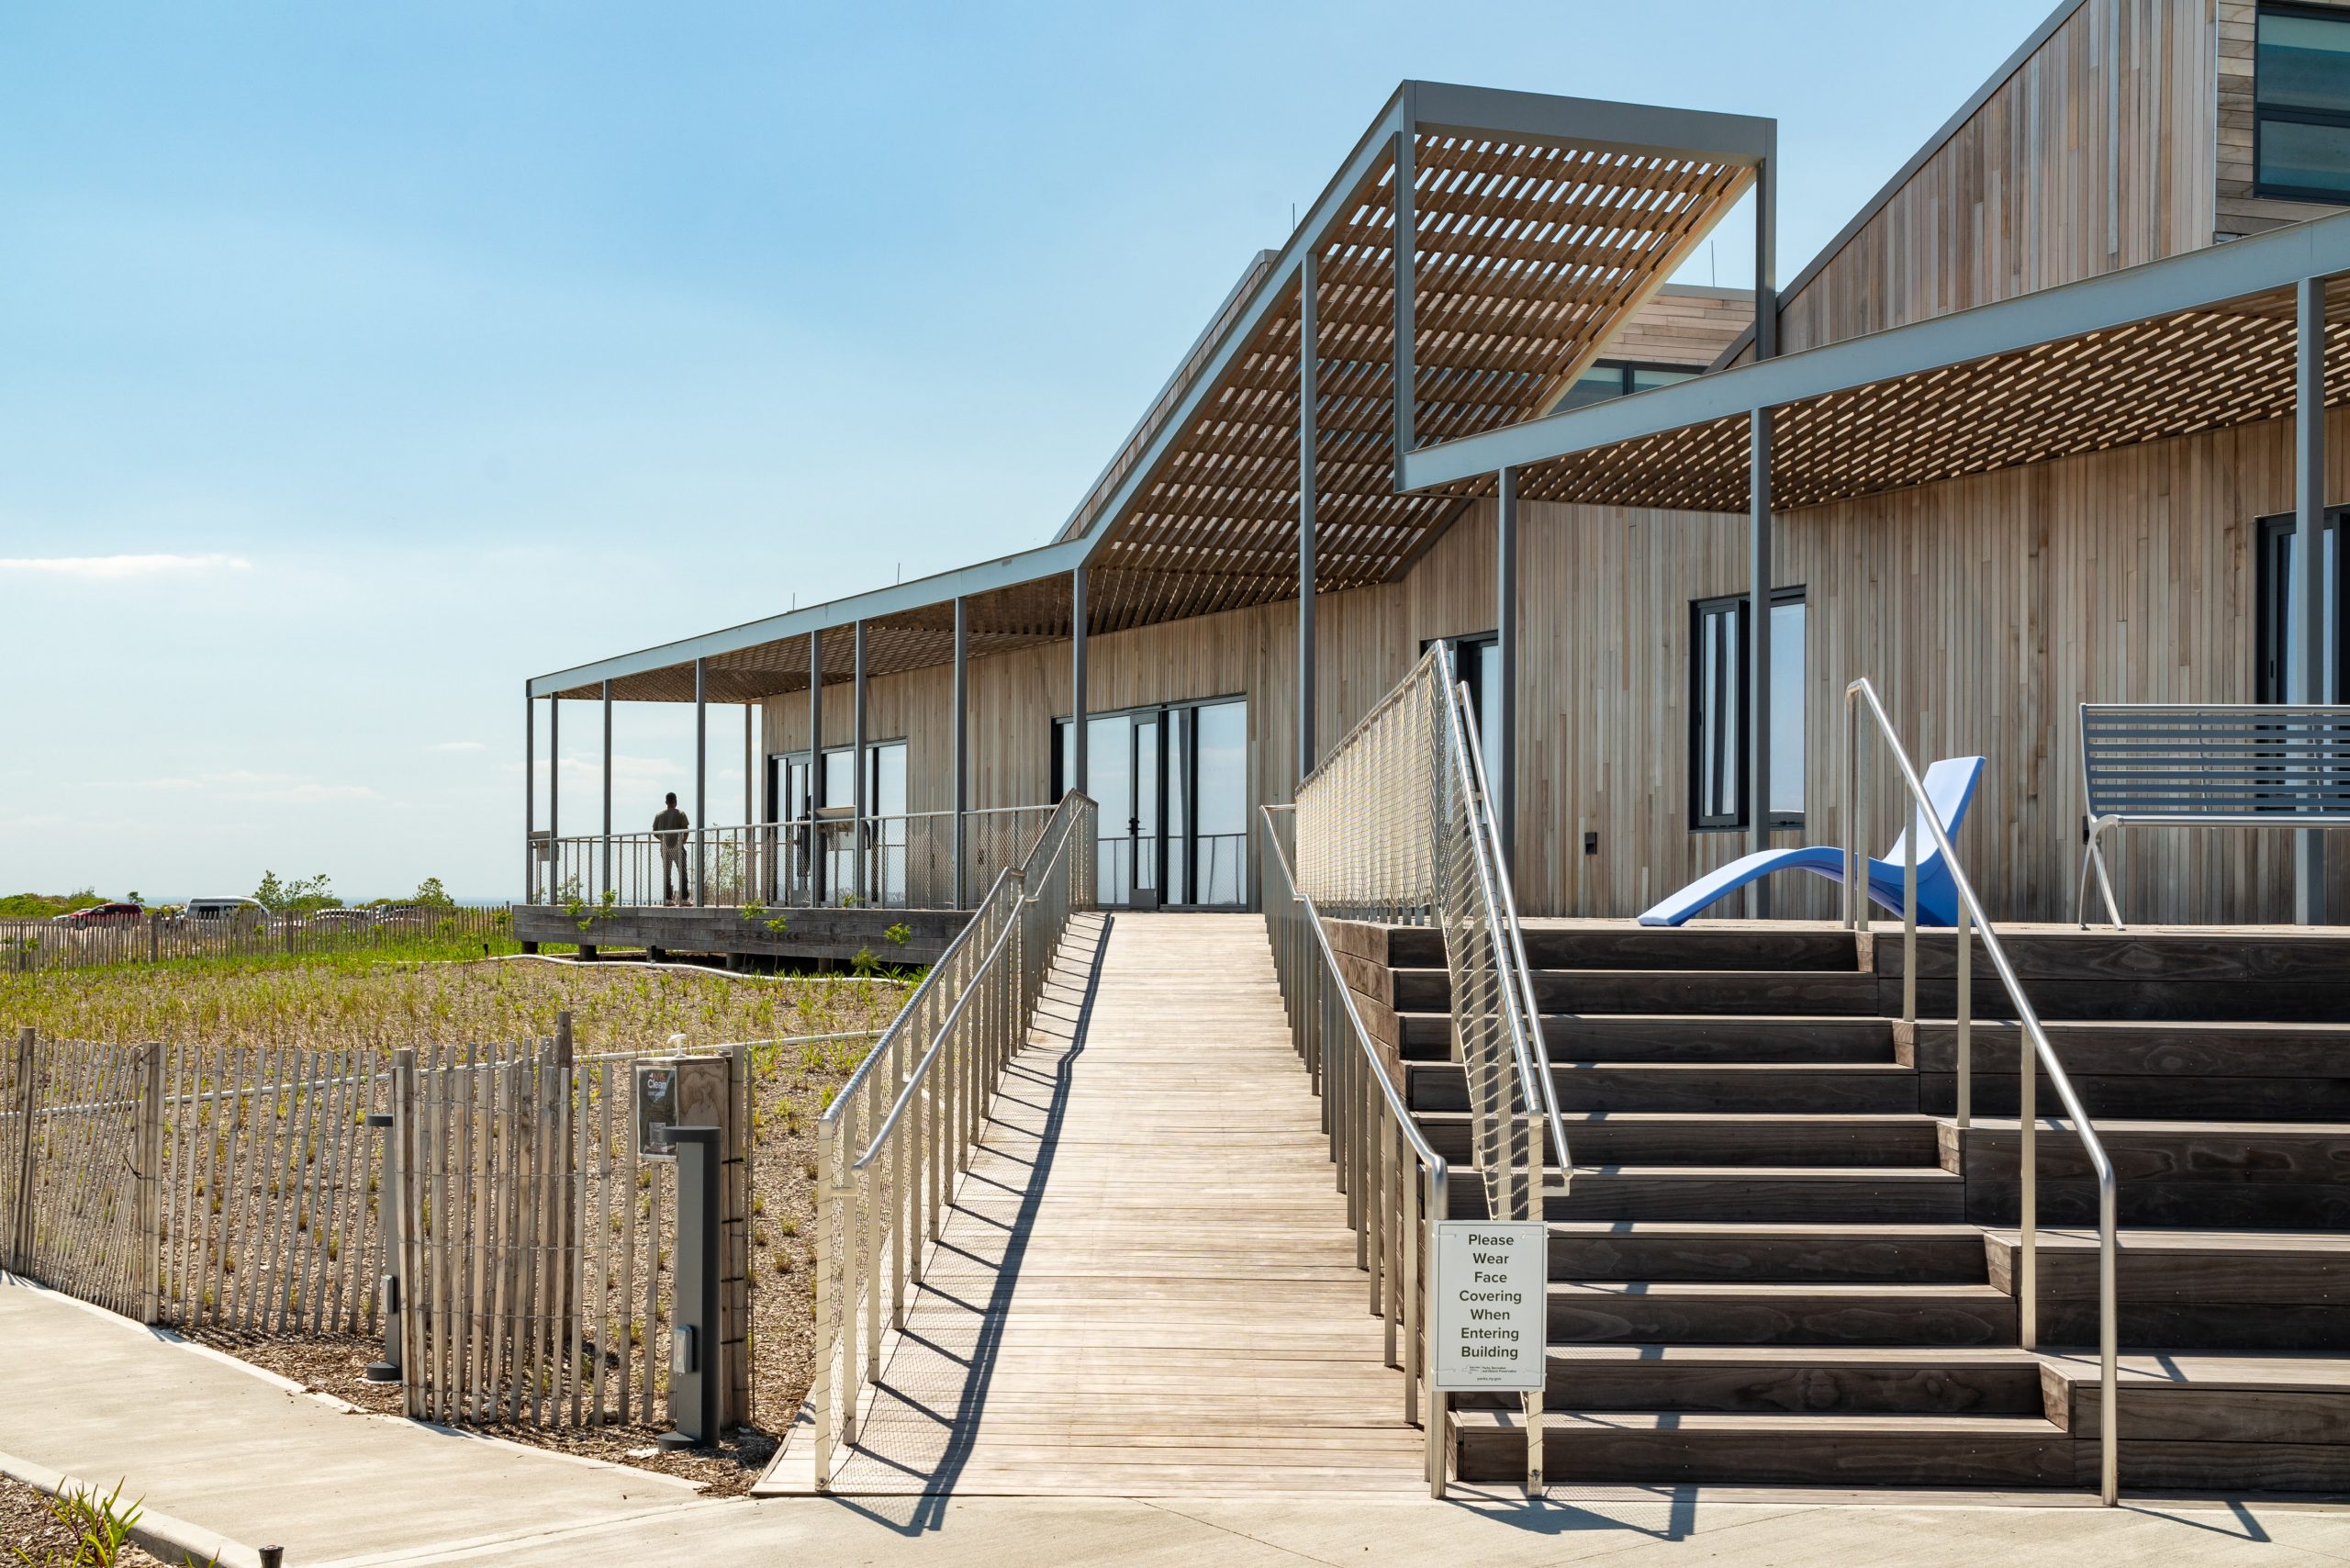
177, 897, 267, 927
53, 902, 142, 926
308, 908, 375, 927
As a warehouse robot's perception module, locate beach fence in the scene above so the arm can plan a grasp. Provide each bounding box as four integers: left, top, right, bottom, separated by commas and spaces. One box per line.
0, 905, 514, 975
1, 1023, 852, 1432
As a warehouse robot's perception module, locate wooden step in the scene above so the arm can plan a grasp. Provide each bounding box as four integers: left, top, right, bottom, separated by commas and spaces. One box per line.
1542, 1281, 2018, 1346
1344, 921, 1860, 973
1983, 1227, 2350, 1350
1529, 1344, 2045, 1414
1400, 1012, 1895, 1064
1416, 1111, 1942, 1169
1408, 1059, 1920, 1114
1392, 969, 1882, 1016
1949, 1119, 2350, 1229
1451, 1409, 2079, 1488
1545, 1221, 1989, 1282
1913, 1021, 2350, 1121
2039, 1350, 2350, 1491
1448, 1166, 1967, 1223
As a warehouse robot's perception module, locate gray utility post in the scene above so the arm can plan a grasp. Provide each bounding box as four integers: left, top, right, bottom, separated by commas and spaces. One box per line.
660, 1126, 724, 1450
1746, 407, 1774, 919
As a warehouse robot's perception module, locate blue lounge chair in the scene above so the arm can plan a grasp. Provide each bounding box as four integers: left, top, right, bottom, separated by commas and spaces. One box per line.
1638, 756, 1986, 927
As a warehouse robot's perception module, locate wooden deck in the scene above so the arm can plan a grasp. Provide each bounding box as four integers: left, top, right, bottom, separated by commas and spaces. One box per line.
759, 911, 1428, 1496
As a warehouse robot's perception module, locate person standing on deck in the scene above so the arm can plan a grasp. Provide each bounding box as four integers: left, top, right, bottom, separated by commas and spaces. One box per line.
655, 792, 691, 904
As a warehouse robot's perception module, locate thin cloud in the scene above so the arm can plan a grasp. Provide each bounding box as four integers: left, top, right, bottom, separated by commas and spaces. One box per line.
428, 740, 486, 752
0, 553, 252, 578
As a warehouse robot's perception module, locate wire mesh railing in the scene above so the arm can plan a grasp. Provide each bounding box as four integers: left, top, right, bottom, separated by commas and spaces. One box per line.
806, 792, 1095, 1489
1292, 643, 1569, 1492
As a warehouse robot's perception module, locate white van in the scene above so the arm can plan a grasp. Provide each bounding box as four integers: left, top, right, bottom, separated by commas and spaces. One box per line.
180, 897, 266, 926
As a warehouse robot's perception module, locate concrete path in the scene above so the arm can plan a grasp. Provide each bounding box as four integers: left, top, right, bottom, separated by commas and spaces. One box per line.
272, 1488, 2350, 1567
0, 1278, 709, 1566
763, 912, 1427, 1496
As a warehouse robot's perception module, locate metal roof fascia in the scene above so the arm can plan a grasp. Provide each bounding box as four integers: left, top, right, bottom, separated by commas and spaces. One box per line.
528, 538, 1090, 697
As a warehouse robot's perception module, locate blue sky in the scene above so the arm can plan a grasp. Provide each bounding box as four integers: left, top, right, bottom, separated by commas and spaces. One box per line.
2, 0, 2055, 901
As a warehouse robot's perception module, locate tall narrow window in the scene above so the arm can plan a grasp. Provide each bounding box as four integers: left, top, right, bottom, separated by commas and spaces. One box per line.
1689, 588, 1806, 831
2257, 4, 2350, 202
1422, 633, 1502, 765
2256, 510, 2346, 702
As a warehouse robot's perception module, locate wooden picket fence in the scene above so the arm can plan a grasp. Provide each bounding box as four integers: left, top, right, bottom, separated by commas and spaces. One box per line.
6, 1025, 807, 1433
390, 1033, 749, 1429
0, 904, 513, 975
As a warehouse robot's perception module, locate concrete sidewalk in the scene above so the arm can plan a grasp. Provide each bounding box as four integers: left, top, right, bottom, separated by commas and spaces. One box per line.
299, 1488, 2350, 1568
0, 1279, 710, 1566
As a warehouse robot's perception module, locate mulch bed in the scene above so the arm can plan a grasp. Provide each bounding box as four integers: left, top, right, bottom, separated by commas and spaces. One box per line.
0, 1473, 167, 1566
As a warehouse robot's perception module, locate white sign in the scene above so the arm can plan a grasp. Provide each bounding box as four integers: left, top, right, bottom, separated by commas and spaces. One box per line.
1432, 1219, 1546, 1392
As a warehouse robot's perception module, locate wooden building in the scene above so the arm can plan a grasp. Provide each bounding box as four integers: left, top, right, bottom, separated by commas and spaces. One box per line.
526, 0, 2350, 936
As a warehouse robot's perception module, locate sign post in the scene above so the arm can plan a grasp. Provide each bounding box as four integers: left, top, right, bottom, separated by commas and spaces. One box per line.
1432, 1219, 1547, 1495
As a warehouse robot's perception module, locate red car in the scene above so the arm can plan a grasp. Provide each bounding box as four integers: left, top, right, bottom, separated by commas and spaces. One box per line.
55, 902, 143, 926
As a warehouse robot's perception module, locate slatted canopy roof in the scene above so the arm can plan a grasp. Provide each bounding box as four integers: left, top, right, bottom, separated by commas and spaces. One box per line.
533, 83, 1774, 701
1400, 211, 2350, 516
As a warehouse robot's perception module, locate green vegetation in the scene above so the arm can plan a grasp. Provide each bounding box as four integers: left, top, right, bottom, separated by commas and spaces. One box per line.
0, 890, 106, 919
251, 869, 338, 913
10, 1477, 146, 1568
0, 951, 910, 1053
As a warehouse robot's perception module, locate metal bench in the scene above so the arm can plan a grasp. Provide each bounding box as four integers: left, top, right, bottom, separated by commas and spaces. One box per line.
2077, 702, 2350, 926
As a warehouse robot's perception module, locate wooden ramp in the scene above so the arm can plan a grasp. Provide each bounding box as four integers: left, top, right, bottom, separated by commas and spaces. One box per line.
758, 911, 1427, 1496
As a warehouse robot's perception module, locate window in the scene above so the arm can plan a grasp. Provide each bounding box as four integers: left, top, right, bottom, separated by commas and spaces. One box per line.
2257, 510, 2347, 701
1421, 633, 1503, 765
1555, 360, 1705, 413
1688, 588, 1806, 831
2256, 4, 2350, 202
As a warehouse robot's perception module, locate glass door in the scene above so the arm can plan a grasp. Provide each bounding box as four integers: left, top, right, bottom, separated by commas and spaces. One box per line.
1055, 698, 1248, 909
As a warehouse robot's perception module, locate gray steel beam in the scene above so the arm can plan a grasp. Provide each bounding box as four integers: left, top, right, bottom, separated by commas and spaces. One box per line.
548, 695, 559, 846
953, 599, 969, 909
1495, 468, 1518, 867
854, 620, 869, 907
1411, 81, 1771, 164
601, 679, 613, 899
1403, 207, 2350, 493
2297, 275, 2330, 924
1391, 97, 1418, 492
694, 656, 708, 909
1298, 252, 1319, 784
1071, 570, 1090, 798
808, 628, 822, 905
1747, 409, 1774, 919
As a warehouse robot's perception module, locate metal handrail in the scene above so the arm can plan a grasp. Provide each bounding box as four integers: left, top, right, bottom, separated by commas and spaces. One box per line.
806, 790, 1094, 1491
1841, 678, 2119, 1506
1259, 806, 1450, 1497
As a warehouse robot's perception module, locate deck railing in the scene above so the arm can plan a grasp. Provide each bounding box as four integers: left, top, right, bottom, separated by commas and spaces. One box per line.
1841, 677, 2120, 1506
530, 806, 1056, 912
1259, 809, 1449, 1495
1292, 643, 1569, 1494
806, 792, 1095, 1490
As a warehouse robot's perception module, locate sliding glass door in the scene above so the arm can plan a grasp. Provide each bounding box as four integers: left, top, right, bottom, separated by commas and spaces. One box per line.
1054, 697, 1248, 908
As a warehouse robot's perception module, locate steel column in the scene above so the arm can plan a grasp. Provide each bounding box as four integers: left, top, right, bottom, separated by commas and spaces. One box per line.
523, 685, 534, 901
694, 656, 708, 908
548, 695, 559, 855
809, 626, 824, 904
853, 620, 869, 906
1390, 103, 1417, 490
2296, 274, 2330, 924
601, 679, 613, 900
1747, 408, 1774, 917
1298, 250, 1320, 783
953, 598, 970, 908
1754, 130, 1779, 362
1071, 570, 1090, 796
1495, 466, 1519, 866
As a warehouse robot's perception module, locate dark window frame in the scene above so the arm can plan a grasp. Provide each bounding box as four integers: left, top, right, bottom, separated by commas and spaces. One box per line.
2255, 508, 2349, 701
1687, 586, 1807, 834
1558, 359, 1708, 409
2254, 2, 2350, 205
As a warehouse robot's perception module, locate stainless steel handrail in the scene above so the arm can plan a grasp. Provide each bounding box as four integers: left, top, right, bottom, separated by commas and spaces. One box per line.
1840, 677, 2119, 1505
807, 791, 1095, 1490
1259, 806, 1450, 1496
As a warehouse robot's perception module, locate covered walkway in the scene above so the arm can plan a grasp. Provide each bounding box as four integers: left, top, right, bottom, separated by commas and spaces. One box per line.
759, 912, 1427, 1496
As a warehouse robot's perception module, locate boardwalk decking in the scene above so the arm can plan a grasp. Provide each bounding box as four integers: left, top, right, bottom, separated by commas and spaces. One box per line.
759, 912, 1427, 1496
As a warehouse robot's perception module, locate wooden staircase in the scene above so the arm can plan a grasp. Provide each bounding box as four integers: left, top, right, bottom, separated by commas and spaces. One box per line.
1337, 920, 2350, 1493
